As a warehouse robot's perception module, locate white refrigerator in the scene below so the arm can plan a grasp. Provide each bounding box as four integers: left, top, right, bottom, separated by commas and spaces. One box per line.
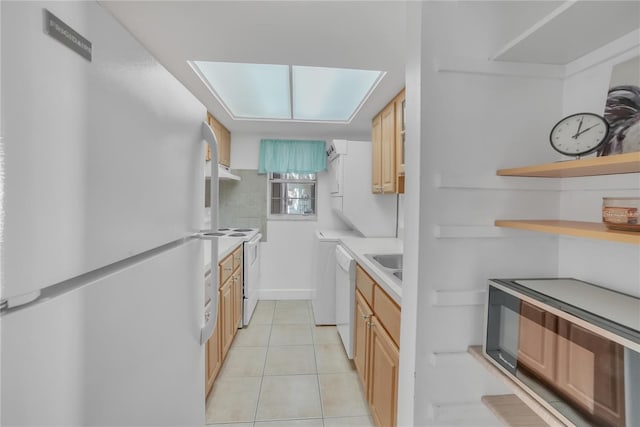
1, 2, 217, 425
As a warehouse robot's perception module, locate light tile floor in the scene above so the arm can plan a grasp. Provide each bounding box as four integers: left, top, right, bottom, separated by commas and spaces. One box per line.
206, 300, 374, 427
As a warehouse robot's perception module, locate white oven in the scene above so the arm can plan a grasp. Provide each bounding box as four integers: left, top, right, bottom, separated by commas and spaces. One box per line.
242, 233, 261, 327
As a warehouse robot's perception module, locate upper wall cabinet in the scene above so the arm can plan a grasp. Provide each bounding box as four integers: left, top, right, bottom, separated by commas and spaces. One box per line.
207, 113, 231, 167
372, 89, 405, 194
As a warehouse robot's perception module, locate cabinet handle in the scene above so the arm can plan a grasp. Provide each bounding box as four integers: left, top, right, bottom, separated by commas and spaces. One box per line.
224, 267, 232, 272
362, 314, 370, 320
367, 321, 376, 327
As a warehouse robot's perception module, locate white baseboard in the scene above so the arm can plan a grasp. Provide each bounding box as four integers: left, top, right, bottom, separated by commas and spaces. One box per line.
258, 289, 314, 300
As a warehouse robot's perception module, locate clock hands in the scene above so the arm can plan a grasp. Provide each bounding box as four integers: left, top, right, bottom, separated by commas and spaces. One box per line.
574, 122, 601, 138
572, 116, 584, 139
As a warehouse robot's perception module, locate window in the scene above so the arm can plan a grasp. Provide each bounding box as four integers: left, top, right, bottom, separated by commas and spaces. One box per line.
188, 61, 385, 123
269, 173, 317, 218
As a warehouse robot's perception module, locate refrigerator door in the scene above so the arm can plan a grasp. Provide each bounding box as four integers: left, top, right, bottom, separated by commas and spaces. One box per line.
1, 1, 205, 300
1, 2, 209, 425
1, 241, 204, 426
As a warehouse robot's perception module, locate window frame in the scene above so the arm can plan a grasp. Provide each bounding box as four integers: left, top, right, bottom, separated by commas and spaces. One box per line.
267, 172, 318, 221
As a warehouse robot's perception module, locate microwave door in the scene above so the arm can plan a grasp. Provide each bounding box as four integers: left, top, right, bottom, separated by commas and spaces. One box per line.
485, 286, 521, 374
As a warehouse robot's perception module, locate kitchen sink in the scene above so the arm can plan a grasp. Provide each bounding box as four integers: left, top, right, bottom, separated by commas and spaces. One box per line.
364, 253, 403, 285
371, 254, 403, 269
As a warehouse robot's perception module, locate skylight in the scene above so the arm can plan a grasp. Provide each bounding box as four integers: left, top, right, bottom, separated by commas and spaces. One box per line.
189, 61, 384, 123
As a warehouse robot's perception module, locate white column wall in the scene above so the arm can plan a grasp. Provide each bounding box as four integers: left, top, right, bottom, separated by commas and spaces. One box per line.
405, 3, 563, 425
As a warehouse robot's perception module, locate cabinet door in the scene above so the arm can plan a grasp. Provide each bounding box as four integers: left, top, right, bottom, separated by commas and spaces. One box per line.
218, 126, 231, 167
517, 301, 557, 383
394, 91, 405, 194
205, 308, 221, 397
380, 103, 396, 194
219, 254, 234, 286
556, 320, 626, 427
354, 290, 373, 390
220, 279, 234, 359
207, 113, 231, 167
232, 268, 242, 332
368, 315, 399, 427
371, 114, 382, 193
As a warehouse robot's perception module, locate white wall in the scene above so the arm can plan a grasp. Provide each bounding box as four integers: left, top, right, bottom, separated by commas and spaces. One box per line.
404, 3, 564, 425
558, 37, 640, 296
402, 6, 640, 426
229, 132, 352, 299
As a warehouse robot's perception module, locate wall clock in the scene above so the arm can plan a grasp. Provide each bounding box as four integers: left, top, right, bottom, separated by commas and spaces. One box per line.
549, 112, 609, 158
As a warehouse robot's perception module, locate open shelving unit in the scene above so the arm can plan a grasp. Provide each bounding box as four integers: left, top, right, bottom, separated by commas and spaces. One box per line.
482, 395, 549, 427
495, 153, 640, 245
497, 152, 640, 178
468, 346, 564, 427
495, 220, 640, 245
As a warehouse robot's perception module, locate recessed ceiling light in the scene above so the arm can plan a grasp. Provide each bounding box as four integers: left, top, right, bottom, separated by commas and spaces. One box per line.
188, 61, 384, 123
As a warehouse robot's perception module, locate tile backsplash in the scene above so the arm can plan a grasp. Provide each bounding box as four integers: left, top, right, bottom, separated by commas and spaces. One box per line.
219, 169, 267, 241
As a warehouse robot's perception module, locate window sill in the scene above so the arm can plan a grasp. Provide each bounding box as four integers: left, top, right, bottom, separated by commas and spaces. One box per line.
268, 215, 317, 222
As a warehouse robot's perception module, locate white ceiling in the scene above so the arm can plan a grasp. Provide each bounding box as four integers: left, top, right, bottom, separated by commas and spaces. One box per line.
100, 1, 408, 139
100, 1, 583, 140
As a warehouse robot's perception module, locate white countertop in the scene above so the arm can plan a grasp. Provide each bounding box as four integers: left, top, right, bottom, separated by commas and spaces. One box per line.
338, 236, 403, 304
204, 237, 244, 272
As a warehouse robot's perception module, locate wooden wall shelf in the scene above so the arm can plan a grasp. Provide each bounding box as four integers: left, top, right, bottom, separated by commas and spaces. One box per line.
497, 152, 640, 178
482, 395, 548, 427
468, 346, 565, 427
494, 220, 640, 245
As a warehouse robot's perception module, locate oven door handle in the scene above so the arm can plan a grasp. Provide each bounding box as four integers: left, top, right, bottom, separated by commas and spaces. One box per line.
247, 233, 262, 246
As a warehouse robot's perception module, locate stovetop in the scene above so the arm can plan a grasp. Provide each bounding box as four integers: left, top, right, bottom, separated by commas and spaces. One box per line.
215, 228, 260, 239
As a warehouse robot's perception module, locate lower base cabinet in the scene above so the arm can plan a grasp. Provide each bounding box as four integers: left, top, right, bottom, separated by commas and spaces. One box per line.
205, 245, 243, 398
354, 265, 400, 427
369, 316, 400, 427
205, 309, 221, 395
354, 291, 373, 388
220, 278, 234, 358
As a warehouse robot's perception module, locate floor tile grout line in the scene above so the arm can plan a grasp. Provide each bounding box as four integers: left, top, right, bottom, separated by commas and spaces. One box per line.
309, 306, 326, 425
251, 302, 275, 424
207, 301, 371, 426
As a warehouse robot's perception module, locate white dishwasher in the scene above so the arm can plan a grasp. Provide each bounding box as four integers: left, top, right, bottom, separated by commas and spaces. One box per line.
311, 229, 357, 325
335, 244, 356, 359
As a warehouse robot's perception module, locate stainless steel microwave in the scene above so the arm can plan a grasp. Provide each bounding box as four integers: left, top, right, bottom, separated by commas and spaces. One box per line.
484, 278, 640, 427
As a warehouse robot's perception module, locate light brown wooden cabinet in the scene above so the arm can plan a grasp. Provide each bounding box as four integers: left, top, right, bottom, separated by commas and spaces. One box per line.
394, 90, 406, 193
354, 291, 373, 388
371, 114, 383, 193
354, 264, 400, 427
369, 316, 400, 427
371, 89, 405, 194
207, 112, 231, 167
205, 244, 243, 398
220, 276, 234, 358
205, 308, 221, 394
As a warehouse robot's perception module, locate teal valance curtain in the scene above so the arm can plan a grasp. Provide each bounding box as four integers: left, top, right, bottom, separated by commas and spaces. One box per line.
258, 139, 327, 174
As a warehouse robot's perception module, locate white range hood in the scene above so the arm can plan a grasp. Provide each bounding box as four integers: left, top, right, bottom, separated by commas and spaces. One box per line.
206, 163, 241, 181
218, 165, 241, 181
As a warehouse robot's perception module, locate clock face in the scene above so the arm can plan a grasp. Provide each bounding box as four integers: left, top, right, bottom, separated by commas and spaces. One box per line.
550, 113, 609, 157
